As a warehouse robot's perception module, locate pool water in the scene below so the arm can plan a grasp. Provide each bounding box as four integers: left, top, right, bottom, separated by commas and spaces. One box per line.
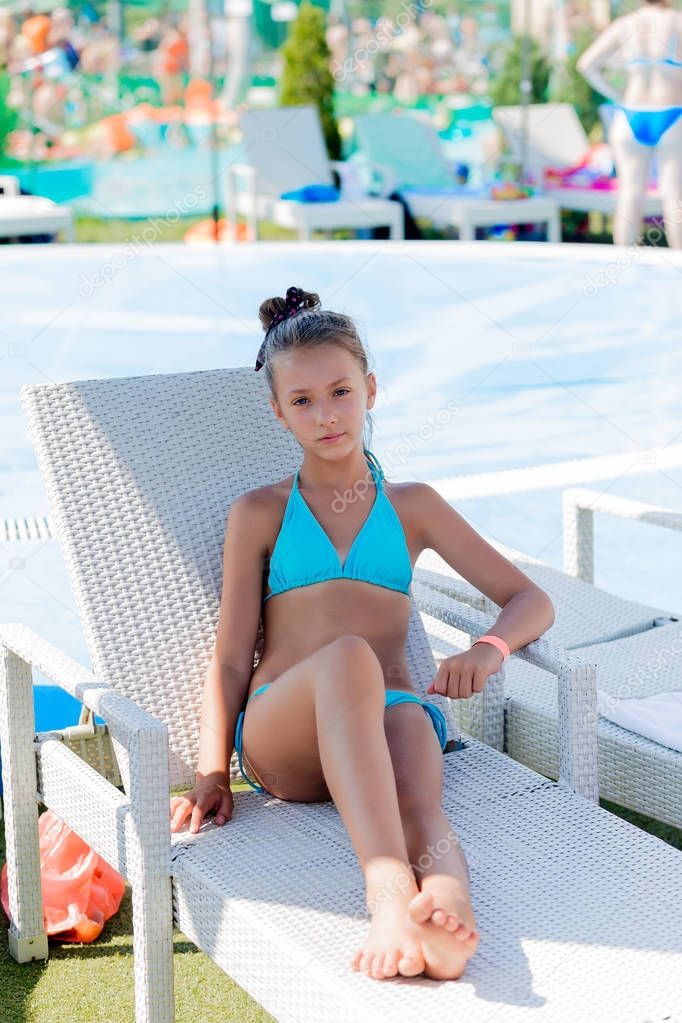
73, 144, 243, 219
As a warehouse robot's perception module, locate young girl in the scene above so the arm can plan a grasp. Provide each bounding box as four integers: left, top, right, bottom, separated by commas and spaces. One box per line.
170, 286, 555, 982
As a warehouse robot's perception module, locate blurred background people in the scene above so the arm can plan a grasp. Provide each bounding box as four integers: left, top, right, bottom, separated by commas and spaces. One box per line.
578, 0, 682, 248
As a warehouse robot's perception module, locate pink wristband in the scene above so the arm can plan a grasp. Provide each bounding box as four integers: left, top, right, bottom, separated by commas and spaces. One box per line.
473, 635, 510, 661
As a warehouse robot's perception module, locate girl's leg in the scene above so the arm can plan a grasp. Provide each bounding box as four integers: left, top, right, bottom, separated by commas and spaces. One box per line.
241, 635, 426, 979
384, 702, 480, 980
609, 109, 654, 246
656, 115, 682, 250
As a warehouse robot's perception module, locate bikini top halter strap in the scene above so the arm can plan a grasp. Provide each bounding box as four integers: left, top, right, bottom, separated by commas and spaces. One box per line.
628, 16, 682, 66
293, 447, 385, 493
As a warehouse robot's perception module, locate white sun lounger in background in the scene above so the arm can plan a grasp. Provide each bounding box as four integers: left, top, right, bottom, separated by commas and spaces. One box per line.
1, 367, 682, 1022
224, 104, 404, 241
415, 486, 682, 829
492, 102, 664, 220
352, 112, 561, 241
0, 174, 74, 243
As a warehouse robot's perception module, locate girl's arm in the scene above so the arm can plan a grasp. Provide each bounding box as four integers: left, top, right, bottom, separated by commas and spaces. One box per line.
196, 491, 269, 779
576, 18, 628, 105
413, 484, 555, 659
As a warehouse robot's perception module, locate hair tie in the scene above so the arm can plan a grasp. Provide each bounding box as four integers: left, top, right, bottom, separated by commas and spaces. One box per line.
254, 286, 308, 371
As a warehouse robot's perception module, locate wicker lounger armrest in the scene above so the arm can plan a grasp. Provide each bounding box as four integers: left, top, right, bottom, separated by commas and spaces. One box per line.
413, 562, 493, 613
563, 487, 682, 585
411, 579, 599, 802
0, 621, 167, 748
0, 621, 172, 969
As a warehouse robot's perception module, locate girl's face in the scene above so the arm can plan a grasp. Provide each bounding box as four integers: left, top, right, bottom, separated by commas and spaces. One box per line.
270, 344, 376, 452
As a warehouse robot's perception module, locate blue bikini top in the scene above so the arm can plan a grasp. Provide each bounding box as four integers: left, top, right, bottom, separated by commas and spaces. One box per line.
625, 27, 682, 69
263, 447, 413, 603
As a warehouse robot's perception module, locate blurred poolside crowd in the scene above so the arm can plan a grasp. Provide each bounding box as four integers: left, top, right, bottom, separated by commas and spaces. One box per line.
0, 1, 615, 128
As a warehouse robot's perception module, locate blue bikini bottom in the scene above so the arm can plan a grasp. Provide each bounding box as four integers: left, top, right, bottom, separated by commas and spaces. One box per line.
618, 105, 682, 147
234, 685, 449, 794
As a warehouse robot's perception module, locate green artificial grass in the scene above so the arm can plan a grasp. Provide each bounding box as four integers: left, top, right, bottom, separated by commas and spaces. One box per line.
71, 209, 646, 246
0, 788, 275, 1023
1, 782, 680, 1022
74, 215, 356, 244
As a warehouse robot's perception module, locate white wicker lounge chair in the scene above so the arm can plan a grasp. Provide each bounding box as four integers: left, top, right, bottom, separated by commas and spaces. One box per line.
415, 486, 682, 829
2, 367, 682, 1023
224, 105, 404, 241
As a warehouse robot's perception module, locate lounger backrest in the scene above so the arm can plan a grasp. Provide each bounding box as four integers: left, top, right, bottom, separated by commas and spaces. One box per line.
20, 368, 458, 788
237, 105, 335, 195
353, 113, 455, 190
492, 103, 589, 175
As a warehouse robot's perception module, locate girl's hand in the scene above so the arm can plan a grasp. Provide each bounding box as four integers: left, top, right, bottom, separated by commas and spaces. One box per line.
170, 770, 234, 834
426, 644, 505, 700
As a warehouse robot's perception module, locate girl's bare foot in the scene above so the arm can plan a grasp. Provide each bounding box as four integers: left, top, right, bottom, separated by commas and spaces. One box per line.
351, 858, 428, 980
351, 887, 427, 979
407, 888, 477, 941
407, 880, 479, 981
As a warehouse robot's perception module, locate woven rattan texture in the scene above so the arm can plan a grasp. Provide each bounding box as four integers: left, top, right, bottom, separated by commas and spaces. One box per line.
20, 369, 457, 789
502, 653, 682, 830
576, 623, 682, 700
170, 736, 682, 1022
420, 602, 682, 829
415, 542, 682, 826
415, 545, 674, 648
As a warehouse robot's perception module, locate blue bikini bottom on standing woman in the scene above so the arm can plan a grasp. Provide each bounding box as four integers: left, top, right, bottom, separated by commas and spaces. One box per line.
617, 105, 682, 147
233, 685, 449, 794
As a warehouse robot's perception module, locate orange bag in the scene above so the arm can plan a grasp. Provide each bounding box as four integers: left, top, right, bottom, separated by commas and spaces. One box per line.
1, 809, 125, 943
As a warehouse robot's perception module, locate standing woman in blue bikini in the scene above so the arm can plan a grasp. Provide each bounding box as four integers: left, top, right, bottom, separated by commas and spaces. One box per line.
170, 286, 555, 982
577, 0, 682, 248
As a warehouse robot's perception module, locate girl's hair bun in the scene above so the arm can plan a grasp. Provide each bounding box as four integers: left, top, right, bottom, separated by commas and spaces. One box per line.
258, 287, 321, 334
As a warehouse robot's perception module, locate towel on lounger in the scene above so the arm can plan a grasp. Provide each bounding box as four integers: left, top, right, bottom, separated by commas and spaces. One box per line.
280, 184, 340, 202
596, 689, 682, 753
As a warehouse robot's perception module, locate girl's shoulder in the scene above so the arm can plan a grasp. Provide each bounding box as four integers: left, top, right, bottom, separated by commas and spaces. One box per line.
382, 477, 433, 520
236, 475, 297, 532
241, 471, 296, 502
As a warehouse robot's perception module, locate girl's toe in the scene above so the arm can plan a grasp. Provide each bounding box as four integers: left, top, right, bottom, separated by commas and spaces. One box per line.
383, 951, 399, 977
407, 890, 434, 924
374, 953, 388, 977
370, 954, 384, 978
397, 938, 425, 977
431, 908, 447, 926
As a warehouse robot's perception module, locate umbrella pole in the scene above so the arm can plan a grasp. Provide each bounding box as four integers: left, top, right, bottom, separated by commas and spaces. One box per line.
207, 16, 221, 243
520, 0, 531, 183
